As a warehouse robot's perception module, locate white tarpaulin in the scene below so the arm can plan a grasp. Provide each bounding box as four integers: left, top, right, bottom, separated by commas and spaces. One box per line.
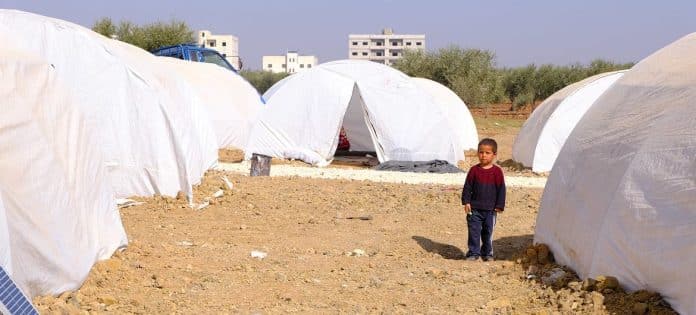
535, 33, 696, 314
0, 51, 127, 299
0, 10, 216, 198
248, 60, 461, 166
513, 70, 626, 172
412, 77, 479, 151
158, 57, 264, 149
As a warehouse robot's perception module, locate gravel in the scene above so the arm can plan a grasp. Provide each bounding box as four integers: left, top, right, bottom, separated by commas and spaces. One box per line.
216, 162, 547, 188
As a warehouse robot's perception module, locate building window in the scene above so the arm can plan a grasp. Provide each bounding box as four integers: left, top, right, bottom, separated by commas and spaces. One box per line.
300, 64, 305, 68
391, 42, 398, 46
416, 42, 422, 46
406, 42, 412, 46
352, 41, 358, 45
201, 32, 205, 37
282, 64, 286, 68
222, 53, 226, 57
376, 42, 383, 46
376, 52, 383, 56
267, 64, 272, 68
208, 41, 216, 47
352, 52, 358, 56
222, 42, 227, 47
362, 41, 368, 45
362, 52, 368, 56
308, 64, 312, 68
392, 52, 398, 57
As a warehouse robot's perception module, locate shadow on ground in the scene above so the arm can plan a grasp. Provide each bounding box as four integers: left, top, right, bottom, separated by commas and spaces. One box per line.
412, 236, 465, 260
412, 234, 534, 261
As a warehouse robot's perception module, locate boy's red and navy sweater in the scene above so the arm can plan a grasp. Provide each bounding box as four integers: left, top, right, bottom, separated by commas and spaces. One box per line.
461, 164, 506, 211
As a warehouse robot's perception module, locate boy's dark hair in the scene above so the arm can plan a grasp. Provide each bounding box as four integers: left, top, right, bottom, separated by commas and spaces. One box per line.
478, 138, 498, 154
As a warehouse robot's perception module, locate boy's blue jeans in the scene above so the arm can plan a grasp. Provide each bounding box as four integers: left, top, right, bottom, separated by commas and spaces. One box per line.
466, 209, 497, 258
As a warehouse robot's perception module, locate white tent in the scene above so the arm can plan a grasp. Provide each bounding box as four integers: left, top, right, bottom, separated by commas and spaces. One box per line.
0, 50, 127, 299
512, 70, 626, 172
158, 57, 264, 149
535, 33, 696, 314
411, 78, 479, 151
0, 10, 216, 199
247, 60, 461, 166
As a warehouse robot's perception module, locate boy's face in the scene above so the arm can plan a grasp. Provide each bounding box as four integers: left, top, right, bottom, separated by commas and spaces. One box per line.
477, 144, 496, 166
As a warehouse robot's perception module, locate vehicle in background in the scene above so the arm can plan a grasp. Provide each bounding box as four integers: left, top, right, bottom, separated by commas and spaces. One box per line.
152, 44, 238, 73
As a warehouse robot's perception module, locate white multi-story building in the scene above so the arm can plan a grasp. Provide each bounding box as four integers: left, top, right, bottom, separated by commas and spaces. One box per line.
196, 30, 241, 70
348, 28, 426, 66
262, 51, 318, 74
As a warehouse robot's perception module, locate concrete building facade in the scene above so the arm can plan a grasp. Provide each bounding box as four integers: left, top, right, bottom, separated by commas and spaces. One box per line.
348, 28, 426, 66
197, 30, 241, 70
262, 51, 318, 74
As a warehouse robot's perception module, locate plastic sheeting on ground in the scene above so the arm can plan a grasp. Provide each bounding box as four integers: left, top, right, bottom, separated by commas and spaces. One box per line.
0, 9, 217, 199
248, 60, 462, 166
158, 57, 264, 150
535, 33, 696, 315
0, 50, 127, 299
512, 70, 626, 172
373, 160, 463, 173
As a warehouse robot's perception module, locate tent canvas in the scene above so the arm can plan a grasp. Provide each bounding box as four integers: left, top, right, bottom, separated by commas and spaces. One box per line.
0, 51, 127, 299
0, 10, 216, 198
535, 33, 696, 314
513, 70, 626, 172
248, 60, 462, 166
411, 77, 479, 151
158, 57, 264, 150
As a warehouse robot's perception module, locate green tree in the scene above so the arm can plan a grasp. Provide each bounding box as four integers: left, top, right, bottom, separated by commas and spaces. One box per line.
92, 18, 194, 52
240, 70, 289, 95
92, 17, 116, 38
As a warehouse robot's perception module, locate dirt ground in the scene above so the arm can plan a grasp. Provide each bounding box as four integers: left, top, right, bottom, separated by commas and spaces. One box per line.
34, 105, 676, 314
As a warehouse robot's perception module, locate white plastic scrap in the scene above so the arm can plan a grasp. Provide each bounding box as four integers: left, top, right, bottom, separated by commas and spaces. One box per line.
250, 250, 268, 260
116, 198, 144, 208
212, 189, 224, 198
222, 176, 234, 190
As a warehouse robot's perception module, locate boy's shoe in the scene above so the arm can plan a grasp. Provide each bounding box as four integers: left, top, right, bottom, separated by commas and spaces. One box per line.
482, 256, 494, 262
465, 255, 479, 261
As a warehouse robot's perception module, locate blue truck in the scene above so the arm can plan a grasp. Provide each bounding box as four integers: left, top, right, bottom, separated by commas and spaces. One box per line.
153, 44, 238, 73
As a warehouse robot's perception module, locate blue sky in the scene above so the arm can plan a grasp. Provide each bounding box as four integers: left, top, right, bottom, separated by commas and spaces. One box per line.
3, 0, 696, 70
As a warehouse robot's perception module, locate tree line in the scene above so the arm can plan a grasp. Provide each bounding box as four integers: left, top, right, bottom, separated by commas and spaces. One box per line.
393, 47, 634, 110
92, 17, 194, 52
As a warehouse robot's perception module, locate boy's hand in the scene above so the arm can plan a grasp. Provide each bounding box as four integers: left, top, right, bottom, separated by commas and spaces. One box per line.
494, 208, 503, 213
464, 204, 472, 215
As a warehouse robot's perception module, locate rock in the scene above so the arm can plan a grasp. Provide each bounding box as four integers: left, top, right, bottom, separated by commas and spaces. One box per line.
590, 292, 604, 311
567, 281, 582, 291
350, 249, 367, 257
632, 290, 656, 303
175, 191, 186, 200
596, 275, 619, 291
426, 268, 446, 278
632, 302, 648, 315
536, 244, 551, 264
97, 295, 118, 306
581, 278, 597, 291
525, 247, 538, 264
541, 268, 566, 286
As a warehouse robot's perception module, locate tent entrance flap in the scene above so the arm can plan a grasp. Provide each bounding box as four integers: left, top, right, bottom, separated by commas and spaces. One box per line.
340, 84, 382, 159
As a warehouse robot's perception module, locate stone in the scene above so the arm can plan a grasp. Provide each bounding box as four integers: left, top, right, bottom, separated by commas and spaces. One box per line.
567, 281, 582, 291
632, 303, 648, 315
596, 275, 619, 291
632, 290, 656, 303
427, 268, 446, 278
536, 244, 551, 264
525, 248, 538, 264
581, 278, 597, 291
175, 191, 186, 200
97, 295, 118, 306
590, 292, 604, 311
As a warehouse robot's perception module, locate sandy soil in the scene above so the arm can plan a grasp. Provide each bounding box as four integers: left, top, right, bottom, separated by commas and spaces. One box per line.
33, 106, 676, 314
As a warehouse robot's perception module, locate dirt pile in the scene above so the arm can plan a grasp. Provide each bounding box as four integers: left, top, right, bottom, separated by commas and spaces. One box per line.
520, 244, 677, 315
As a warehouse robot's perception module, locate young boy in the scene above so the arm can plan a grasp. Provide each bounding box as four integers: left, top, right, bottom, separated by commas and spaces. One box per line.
461, 138, 506, 261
